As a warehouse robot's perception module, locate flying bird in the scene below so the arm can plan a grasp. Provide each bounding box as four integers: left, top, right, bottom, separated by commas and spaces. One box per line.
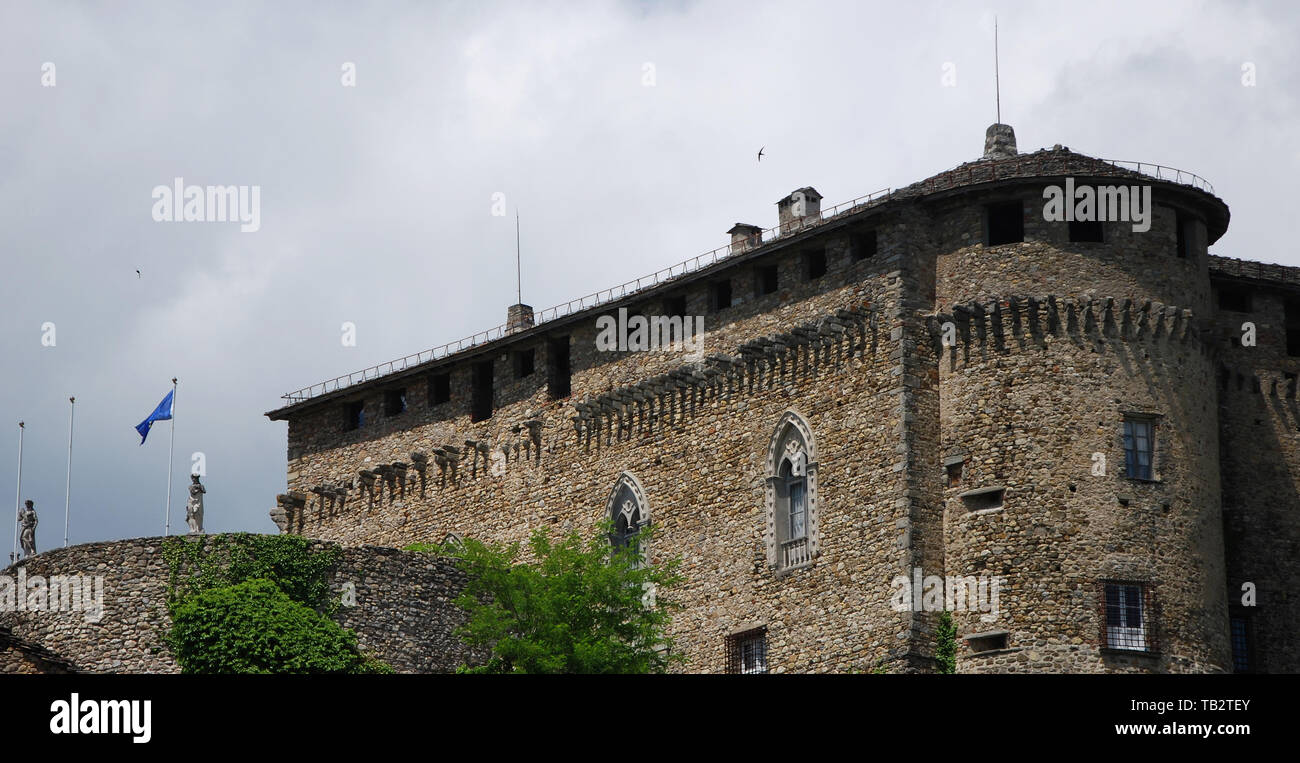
757, 147, 765, 162
136, 270, 141, 278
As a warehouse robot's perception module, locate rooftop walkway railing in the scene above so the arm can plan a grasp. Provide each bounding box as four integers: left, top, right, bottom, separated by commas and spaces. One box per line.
280, 155, 1215, 404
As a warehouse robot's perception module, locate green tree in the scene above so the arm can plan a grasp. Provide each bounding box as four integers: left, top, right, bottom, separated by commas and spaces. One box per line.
168, 578, 389, 674
434, 524, 685, 674
935, 610, 958, 674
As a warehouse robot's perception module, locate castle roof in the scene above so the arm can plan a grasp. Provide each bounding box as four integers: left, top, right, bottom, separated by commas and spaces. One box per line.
1209, 254, 1300, 287
266, 139, 1235, 419
890, 145, 1228, 241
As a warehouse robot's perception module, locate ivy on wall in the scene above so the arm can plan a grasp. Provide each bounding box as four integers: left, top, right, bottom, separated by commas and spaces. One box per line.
161, 533, 342, 610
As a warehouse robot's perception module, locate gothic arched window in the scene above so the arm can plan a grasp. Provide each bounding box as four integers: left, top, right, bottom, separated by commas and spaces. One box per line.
606, 472, 651, 565
765, 411, 819, 571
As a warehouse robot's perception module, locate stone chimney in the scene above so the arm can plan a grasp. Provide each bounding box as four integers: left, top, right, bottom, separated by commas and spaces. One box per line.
776, 187, 823, 234
506, 303, 534, 335
983, 123, 1018, 160
727, 223, 763, 254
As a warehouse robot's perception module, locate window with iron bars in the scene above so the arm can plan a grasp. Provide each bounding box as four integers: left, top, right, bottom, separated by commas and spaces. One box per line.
1230, 613, 1253, 673
1099, 580, 1159, 654
725, 628, 768, 674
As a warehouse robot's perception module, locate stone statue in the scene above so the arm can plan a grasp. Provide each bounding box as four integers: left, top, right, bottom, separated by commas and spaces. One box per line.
186, 474, 205, 534
18, 500, 37, 558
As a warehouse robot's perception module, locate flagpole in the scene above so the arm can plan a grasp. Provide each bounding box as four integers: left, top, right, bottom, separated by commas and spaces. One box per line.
63, 397, 75, 547
165, 378, 176, 536
11, 421, 23, 564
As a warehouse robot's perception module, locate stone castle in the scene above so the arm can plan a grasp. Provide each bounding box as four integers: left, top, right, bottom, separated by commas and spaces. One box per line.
260, 123, 1299, 674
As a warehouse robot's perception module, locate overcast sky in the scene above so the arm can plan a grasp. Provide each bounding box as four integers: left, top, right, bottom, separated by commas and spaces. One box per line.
1, 0, 1296, 553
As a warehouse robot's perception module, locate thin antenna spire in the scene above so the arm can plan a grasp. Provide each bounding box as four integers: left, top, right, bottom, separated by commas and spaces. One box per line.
515, 209, 522, 305
994, 16, 1001, 124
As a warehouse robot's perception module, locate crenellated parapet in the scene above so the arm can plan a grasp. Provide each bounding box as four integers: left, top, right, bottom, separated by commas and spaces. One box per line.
571, 304, 880, 448
927, 294, 1203, 367
1217, 362, 1300, 399
272, 418, 560, 530
271, 491, 308, 534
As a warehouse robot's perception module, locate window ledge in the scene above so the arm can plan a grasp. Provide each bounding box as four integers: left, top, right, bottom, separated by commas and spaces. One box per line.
965, 646, 1023, 658
773, 560, 815, 578
964, 629, 1008, 640
958, 485, 1005, 498
1100, 647, 1160, 659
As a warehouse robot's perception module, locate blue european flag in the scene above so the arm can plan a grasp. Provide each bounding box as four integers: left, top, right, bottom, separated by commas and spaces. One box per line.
135, 390, 174, 444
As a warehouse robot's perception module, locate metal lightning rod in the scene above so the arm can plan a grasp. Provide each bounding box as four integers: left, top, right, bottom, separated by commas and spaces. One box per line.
995, 16, 1001, 124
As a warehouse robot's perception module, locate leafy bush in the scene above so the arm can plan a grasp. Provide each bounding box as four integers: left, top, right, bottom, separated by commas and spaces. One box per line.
161, 534, 390, 674
168, 578, 384, 674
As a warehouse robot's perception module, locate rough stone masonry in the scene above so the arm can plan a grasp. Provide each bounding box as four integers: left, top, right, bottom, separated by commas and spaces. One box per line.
0, 536, 483, 674
262, 123, 1295, 674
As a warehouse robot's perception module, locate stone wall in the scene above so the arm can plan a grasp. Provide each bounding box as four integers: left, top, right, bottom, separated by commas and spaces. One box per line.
1209, 258, 1300, 673
1, 627, 79, 674
269, 144, 1297, 673
0, 536, 480, 674
929, 180, 1230, 673
273, 214, 930, 673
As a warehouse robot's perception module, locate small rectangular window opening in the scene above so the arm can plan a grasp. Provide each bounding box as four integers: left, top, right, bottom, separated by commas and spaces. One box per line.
471, 360, 494, 422
805, 249, 827, 280
1218, 285, 1252, 313
851, 230, 878, 261
547, 336, 571, 400
1103, 581, 1152, 653
1230, 615, 1252, 673
946, 461, 963, 488
513, 348, 535, 378
1176, 211, 1194, 259
383, 388, 407, 417
986, 201, 1024, 246
967, 631, 1009, 653
726, 629, 768, 675
1286, 299, 1300, 357
960, 487, 1004, 512
1068, 219, 1104, 242
711, 280, 733, 311
342, 401, 364, 431
1123, 417, 1155, 481
428, 373, 451, 405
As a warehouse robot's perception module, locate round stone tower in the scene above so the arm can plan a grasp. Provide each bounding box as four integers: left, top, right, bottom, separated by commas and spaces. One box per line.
926, 124, 1232, 672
